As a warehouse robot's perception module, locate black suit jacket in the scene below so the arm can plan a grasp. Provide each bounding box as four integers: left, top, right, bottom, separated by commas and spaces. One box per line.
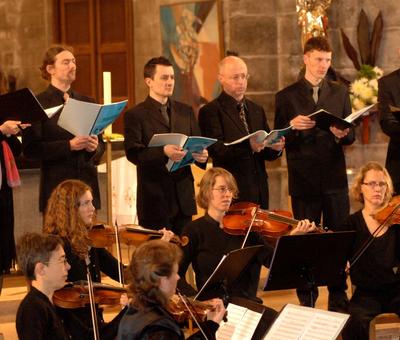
198, 91, 280, 208
274, 79, 354, 196
22, 85, 104, 212
379, 69, 400, 190
124, 96, 201, 227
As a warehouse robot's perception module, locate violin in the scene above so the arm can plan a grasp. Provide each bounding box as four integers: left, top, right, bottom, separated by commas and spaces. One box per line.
88, 224, 188, 248
53, 282, 127, 309
223, 202, 327, 239
167, 295, 211, 323
373, 195, 400, 225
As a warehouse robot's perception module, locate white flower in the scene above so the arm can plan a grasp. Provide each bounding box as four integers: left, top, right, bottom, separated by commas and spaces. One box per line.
350, 65, 383, 111
369, 78, 378, 91
358, 85, 374, 101
352, 98, 365, 111
373, 66, 383, 78
351, 79, 367, 96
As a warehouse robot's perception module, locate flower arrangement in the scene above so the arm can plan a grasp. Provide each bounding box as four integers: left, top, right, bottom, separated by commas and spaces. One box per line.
350, 64, 383, 111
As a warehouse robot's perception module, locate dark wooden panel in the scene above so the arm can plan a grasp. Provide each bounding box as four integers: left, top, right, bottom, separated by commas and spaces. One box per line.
74, 54, 94, 98
98, 0, 125, 43
101, 53, 127, 98
65, 1, 91, 44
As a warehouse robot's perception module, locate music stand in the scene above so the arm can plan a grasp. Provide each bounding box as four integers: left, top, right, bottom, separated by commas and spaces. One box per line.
264, 231, 355, 307
195, 245, 263, 302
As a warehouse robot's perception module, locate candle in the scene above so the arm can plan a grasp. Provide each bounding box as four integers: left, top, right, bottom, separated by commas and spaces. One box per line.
103, 71, 112, 135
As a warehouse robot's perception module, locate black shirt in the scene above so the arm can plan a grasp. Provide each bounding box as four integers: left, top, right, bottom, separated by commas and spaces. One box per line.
16, 286, 70, 340
341, 210, 400, 291
178, 214, 274, 301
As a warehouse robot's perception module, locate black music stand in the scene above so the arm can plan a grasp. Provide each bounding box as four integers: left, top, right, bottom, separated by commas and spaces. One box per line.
195, 245, 263, 302
264, 231, 355, 307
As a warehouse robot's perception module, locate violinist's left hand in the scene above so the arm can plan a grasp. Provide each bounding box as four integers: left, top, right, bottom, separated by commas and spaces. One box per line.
290, 219, 316, 235
159, 228, 175, 242
120, 293, 129, 307
192, 148, 208, 163
205, 298, 226, 324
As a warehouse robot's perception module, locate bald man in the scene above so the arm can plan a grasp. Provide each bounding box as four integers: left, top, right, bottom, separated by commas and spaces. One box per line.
198, 56, 284, 211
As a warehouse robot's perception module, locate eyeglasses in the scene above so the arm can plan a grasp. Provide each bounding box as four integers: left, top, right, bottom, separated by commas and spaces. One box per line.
228, 74, 250, 82
362, 181, 387, 189
44, 258, 69, 266
212, 186, 234, 194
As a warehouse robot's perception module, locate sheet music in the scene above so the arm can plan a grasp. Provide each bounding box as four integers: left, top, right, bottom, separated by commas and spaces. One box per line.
263, 304, 349, 340
216, 303, 262, 340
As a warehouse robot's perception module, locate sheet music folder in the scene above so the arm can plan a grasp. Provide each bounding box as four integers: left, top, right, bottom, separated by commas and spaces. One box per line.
264, 231, 355, 292
195, 245, 263, 301
308, 109, 354, 131
0, 88, 48, 123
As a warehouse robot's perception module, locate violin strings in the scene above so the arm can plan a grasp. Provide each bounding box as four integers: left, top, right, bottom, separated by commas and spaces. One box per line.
348, 207, 398, 270
176, 291, 209, 340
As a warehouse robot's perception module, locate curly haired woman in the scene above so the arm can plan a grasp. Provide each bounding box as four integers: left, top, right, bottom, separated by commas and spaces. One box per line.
43, 179, 126, 339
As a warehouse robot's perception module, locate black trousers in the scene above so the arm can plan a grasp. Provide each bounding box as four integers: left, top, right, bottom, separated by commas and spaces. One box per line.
291, 192, 350, 307
342, 284, 400, 340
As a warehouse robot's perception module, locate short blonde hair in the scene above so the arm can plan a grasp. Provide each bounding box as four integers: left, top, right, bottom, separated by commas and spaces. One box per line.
196, 167, 238, 209
350, 161, 393, 205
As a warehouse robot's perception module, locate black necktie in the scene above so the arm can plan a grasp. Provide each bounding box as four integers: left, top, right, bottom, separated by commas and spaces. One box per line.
160, 105, 170, 125
238, 102, 250, 134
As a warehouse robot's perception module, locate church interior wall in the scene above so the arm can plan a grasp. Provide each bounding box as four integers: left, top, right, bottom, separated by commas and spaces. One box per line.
1, 0, 399, 236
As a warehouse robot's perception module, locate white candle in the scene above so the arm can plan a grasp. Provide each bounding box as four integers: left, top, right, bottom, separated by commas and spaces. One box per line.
103, 71, 112, 135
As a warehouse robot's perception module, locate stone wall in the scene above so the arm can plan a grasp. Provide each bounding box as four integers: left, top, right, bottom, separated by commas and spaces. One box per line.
2, 0, 400, 229
0, 0, 52, 92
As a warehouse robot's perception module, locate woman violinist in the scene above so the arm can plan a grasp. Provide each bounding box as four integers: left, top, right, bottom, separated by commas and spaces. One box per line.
117, 239, 226, 339
341, 162, 400, 340
177, 167, 316, 336
43, 179, 173, 339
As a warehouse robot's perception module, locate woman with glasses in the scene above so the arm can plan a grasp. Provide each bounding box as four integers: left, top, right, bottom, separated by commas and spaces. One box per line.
341, 161, 400, 340
178, 167, 315, 309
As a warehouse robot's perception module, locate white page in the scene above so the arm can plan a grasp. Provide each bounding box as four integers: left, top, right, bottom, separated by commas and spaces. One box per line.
148, 133, 187, 147
58, 98, 100, 135
344, 103, 376, 123
263, 304, 349, 340
44, 104, 63, 118
216, 303, 262, 340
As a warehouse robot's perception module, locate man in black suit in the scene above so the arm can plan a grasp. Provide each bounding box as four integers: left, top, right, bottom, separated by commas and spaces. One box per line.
274, 37, 355, 311
198, 56, 284, 209
379, 62, 400, 194
124, 57, 208, 235
23, 46, 104, 212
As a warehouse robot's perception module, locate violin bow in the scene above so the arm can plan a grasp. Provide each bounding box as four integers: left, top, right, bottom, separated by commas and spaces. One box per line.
113, 219, 125, 286
85, 254, 100, 340
348, 205, 400, 271
177, 290, 209, 340
240, 206, 258, 249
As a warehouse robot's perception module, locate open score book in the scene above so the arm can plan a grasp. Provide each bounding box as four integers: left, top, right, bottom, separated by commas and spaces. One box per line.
148, 133, 217, 172
57, 98, 127, 136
